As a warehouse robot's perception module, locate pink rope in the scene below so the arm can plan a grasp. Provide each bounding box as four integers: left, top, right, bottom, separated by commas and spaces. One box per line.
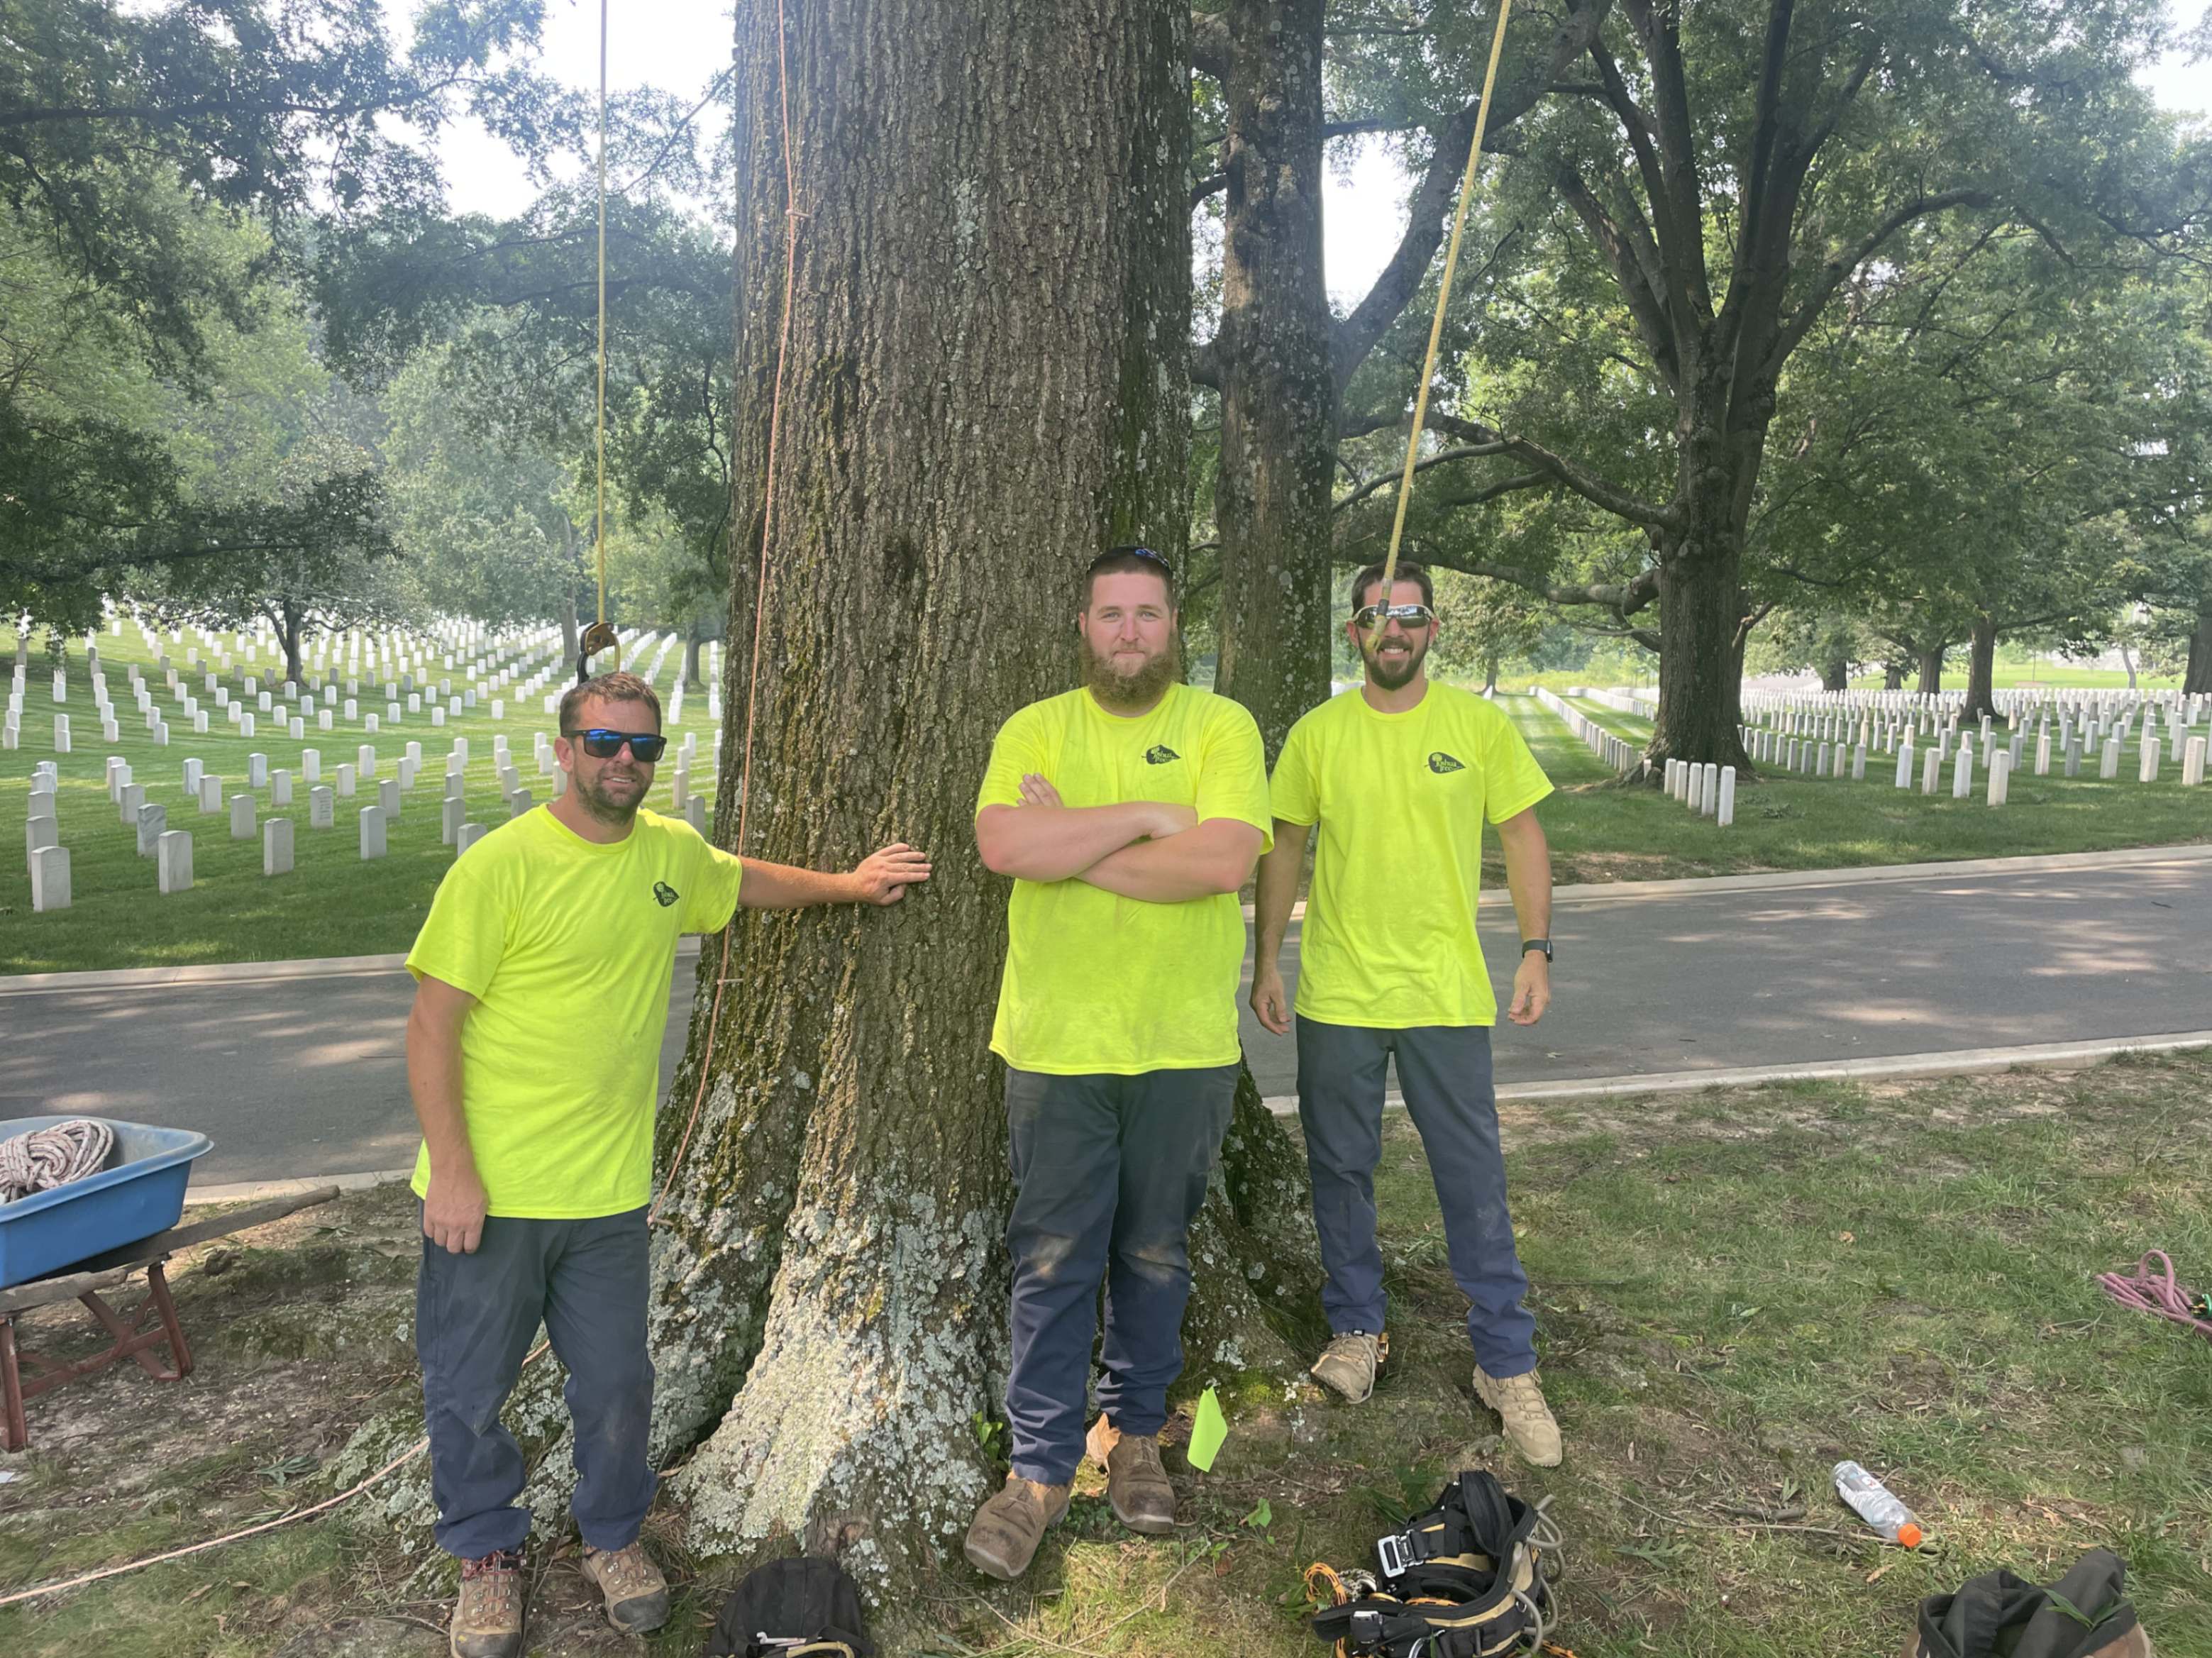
2096, 1251, 2212, 1341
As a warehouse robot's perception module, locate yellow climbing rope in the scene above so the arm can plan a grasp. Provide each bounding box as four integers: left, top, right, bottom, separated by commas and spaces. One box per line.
1375, 0, 1515, 606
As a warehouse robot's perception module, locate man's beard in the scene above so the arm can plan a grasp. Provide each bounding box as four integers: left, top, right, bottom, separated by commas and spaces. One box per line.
575, 767, 646, 826
1084, 632, 1182, 710
1364, 632, 1429, 692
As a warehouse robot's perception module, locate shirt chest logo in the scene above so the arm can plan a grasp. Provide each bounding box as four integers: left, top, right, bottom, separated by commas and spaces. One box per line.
1144, 744, 1181, 765
653, 881, 680, 907
1427, 751, 1466, 774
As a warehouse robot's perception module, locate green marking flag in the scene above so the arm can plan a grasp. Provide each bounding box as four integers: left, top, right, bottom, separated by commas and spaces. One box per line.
1186, 1386, 1228, 1472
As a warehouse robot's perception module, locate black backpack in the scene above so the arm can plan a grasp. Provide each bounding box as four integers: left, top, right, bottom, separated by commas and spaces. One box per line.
1307, 1470, 1555, 1657
702, 1556, 875, 1658
1907, 1549, 2151, 1658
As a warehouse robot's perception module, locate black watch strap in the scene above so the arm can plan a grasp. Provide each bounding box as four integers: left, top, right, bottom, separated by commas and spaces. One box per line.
1520, 938, 1553, 961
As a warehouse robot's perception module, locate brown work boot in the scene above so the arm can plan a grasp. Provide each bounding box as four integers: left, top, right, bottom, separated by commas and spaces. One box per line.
1085, 1417, 1178, 1535
579, 1539, 670, 1634
1473, 1366, 1563, 1467
448, 1547, 525, 1658
963, 1472, 1071, 1580
1310, 1330, 1386, 1403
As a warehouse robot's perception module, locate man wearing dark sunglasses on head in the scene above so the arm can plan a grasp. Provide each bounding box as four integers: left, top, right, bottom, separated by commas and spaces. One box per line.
961, 547, 1271, 1581
1251, 561, 1566, 1468
402, 670, 929, 1658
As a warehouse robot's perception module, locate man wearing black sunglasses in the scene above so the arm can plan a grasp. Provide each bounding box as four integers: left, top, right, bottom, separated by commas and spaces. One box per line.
1251, 561, 1566, 1468
962, 547, 1271, 1581
402, 670, 929, 1656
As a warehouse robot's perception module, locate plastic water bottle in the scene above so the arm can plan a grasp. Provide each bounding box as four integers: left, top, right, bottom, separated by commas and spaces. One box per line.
1834, 1461, 1923, 1547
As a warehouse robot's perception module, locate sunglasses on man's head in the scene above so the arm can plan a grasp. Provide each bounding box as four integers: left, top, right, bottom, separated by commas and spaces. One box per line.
1087, 545, 1177, 582
1354, 602, 1437, 631
565, 728, 668, 762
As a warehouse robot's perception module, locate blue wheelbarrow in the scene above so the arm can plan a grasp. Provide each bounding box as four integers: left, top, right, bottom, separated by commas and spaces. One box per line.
0, 1115, 335, 1450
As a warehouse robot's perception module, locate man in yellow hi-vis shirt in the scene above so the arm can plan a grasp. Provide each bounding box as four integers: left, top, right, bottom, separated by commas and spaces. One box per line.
962, 547, 1270, 1581
406, 671, 929, 1657
1251, 561, 1565, 1467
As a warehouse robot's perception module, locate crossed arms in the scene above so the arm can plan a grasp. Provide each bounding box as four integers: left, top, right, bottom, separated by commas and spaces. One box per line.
974, 773, 1262, 903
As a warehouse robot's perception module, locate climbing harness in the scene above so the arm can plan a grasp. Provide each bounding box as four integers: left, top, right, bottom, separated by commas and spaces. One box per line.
1373, 0, 1514, 609
1305, 1471, 1564, 1657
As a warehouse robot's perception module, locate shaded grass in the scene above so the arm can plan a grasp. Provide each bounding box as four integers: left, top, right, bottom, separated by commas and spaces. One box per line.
1, 624, 726, 973
6, 1057, 2211, 1655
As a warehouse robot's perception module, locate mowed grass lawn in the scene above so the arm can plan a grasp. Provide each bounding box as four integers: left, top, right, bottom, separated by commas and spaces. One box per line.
4, 1054, 2208, 1656
1, 623, 726, 974
1500, 692, 2211, 887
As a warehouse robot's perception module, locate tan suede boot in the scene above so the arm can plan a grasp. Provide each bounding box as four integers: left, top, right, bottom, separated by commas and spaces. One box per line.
580, 1540, 669, 1634
448, 1547, 525, 1658
1085, 1417, 1178, 1535
1473, 1366, 1563, 1467
963, 1473, 1072, 1580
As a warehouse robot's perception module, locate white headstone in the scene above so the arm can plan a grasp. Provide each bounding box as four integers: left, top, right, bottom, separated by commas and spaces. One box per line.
359, 804, 387, 859
379, 776, 401, 818
228, 792, 255, 839
263, 817, 294, 876
2186, 735, 2206, 788
117, 780, 145, 825
52, 712, 70, 752
1921, 746, 1942, 795
507, 789, 534, 819
309, 785, 336, 829
248, 751, 268, 787
30, 844, 70, 911
336, 763, 357, 797
1715, 766, 1737, 828
25, 813, 57, 858
157, 829, 194, 893
199, 775, 222, 813
2139, 737, 2159, 784
1987, 751, 2011, 807
136, 802, 166, 856
1894, 744, 1914, 789
2100, 738, 2121, 779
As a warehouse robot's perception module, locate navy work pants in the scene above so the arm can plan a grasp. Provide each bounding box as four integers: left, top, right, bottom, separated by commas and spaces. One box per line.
1295, 1019, 1537, 1377
1002, 1064, 1238, 1486
415, 1205, 656, 1559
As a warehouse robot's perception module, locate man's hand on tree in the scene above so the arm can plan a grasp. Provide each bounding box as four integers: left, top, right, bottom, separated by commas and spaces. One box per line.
1251, 965, 1291, 1036
849, 843, 934, 905
1507, 956, 1551, 1026
424, 1164, 489, 1254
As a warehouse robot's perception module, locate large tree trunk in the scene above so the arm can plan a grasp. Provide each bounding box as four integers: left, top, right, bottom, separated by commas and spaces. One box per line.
1917, 647, 1945, 695
683, 617, 705, 692
1210, 0, 1336, 761
1962, 613, 1998, 720
2185, 601, 2212, 697
648, 0, 1198, 1596
1884, 660, 1906, 691
277, 602, 304, 686
1819, 651, 1848, 693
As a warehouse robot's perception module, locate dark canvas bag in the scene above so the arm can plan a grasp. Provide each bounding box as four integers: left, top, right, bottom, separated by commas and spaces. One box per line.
1904, 1549, 2152, 1658
702, 1555, 875, 1658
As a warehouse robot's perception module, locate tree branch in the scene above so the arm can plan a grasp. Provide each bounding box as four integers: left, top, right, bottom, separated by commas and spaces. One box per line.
1193, 10, 1231, 79
1417, 550, 1664, 616
1765, 188, 1996, 376
1329, 0, 1612, 390
1427, 411, 1678, 531
1332, 443, 1513, 512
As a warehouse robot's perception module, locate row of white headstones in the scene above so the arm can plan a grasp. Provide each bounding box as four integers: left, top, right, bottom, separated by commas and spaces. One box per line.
13, 613, 721, 913
1534, 685, 2211, 828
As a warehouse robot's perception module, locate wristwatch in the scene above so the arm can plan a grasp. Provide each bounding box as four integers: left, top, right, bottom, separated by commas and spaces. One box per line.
1520, 938, 1554, 961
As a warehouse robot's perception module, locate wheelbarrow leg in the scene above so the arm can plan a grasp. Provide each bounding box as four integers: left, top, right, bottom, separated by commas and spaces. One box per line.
148, 1261, 193, 1378
0, 1317, 26, 1453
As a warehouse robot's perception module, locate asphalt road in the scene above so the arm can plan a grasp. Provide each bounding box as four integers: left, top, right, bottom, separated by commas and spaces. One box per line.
6, 854, 2211, 1186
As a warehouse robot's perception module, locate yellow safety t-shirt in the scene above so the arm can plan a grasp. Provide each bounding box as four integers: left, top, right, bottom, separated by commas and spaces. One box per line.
978, 682, 1272, 1073
1270, 685, 1550, 1028
406, 805, 745, 1218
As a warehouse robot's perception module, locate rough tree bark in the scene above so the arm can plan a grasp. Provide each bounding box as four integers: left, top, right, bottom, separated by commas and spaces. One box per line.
1209, 0, 1336, 760
637, 0, 1287, 1599
682, 617, 705, 692
1917, 647, 1945, 695
1819, 649, 1849, 693
1884, 661, 1906, 691
2186, 602, 2212, 697
1962, 613, 1998, 720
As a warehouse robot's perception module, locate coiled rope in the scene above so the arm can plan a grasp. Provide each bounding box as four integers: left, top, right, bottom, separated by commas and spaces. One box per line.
2097, 1250, 2212, 1341
0, 1118, 113, 1205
